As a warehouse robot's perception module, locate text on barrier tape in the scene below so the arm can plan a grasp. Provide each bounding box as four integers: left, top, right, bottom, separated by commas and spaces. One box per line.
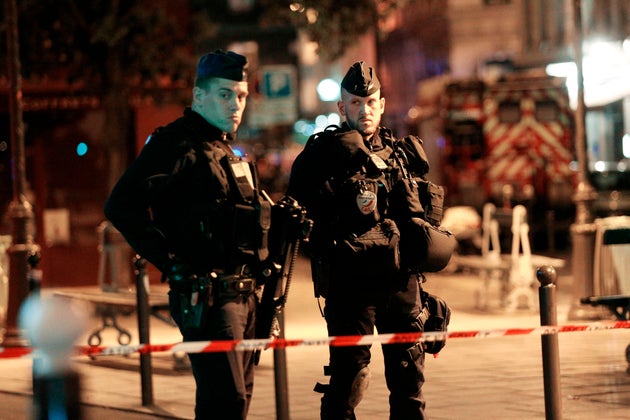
1, 320, 629, 359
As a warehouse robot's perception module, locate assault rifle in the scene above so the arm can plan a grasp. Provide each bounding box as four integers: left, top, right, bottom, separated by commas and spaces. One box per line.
255, 195, 312, 339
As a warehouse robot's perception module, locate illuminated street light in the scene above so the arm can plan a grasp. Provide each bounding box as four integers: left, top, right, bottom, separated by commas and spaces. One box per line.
317, 78, 340, 102
546, 40, 630, 109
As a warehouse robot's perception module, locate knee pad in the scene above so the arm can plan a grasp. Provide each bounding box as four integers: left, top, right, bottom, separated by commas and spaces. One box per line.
348, 366, 371, 408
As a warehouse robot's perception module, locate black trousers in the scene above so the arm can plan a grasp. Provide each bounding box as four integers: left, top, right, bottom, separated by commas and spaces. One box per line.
322, 274, 427, 420
169, 290, 257, 420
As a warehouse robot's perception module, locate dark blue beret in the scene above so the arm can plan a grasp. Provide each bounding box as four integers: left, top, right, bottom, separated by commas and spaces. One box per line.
341, 61, 381, 97
196, 50, 248, 82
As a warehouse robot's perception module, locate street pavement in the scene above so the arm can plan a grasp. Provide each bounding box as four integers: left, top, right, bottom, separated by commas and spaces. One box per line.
1, 252, 630, 419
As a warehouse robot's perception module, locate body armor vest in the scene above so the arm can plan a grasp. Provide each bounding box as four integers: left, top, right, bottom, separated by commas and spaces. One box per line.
149, 139, 270, 273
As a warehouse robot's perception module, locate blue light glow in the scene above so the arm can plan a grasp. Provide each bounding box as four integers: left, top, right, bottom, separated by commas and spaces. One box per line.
76, 142, 88, 156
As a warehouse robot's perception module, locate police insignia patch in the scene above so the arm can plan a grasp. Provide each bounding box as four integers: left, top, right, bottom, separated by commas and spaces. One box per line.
356, 190, 377, 215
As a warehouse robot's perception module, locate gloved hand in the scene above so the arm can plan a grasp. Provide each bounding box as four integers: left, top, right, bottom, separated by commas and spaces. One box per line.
422, 292, 451, 354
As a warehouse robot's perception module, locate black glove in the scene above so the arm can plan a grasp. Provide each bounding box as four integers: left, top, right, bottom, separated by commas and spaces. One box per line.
421, 292, 451, 354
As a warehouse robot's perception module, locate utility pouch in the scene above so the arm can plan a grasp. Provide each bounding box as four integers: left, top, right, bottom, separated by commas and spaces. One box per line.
390, 140, 454, 272
335, 218, 400, 282
233, 204, 258, 255
390, 177, 445, 226
391, 177, 426, 217
423, 182, 445, 226
180, 277, 212, 330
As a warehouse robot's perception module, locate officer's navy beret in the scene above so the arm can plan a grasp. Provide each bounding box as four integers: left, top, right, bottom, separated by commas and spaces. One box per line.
196, 50, 248, 82
340, 61, 381, 97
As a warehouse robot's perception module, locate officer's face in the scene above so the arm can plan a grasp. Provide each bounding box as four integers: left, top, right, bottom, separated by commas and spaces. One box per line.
193, 78, 249, 133
338, 89, 385, 138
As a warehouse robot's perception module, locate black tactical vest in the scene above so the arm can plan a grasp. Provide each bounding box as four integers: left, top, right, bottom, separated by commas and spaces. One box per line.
149, 137, 270, 273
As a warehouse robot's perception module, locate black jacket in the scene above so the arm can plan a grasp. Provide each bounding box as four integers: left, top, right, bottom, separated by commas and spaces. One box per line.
286, 123, 432, 258
104, 108, 249, 274
287, 123, 395, 254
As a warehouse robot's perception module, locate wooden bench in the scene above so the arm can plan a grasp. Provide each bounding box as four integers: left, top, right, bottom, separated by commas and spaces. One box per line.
53, 284, 171, 346
54, 224, 175, 406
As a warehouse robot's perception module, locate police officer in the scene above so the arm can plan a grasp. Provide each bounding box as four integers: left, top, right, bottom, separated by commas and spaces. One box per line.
105, 50, 266, 419
286, 62, 431, 419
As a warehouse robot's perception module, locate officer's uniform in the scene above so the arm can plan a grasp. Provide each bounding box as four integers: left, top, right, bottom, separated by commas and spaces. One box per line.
286, 63, 430, 419
105, 52, 265, 419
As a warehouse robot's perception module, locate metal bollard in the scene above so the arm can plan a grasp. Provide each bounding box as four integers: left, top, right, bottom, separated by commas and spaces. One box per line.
274, 311, 290, 420
134, 255, 154, 406
537, 265, 562, 420
27, 250, 42, 295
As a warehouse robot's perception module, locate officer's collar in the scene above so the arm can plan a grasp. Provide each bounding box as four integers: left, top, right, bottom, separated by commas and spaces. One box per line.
339, 121, 386, 152
185, 107, 234, 142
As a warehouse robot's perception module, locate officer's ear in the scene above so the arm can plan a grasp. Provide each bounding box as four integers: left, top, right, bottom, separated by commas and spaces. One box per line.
193, 86, 206, 104
337, 100, 346, 117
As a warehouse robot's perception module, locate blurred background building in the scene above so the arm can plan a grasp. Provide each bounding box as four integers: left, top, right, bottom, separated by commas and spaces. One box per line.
0, 0, 629, 288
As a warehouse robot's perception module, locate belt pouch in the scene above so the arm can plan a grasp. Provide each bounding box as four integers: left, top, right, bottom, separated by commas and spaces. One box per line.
180, 279, 211, 330
233, 204, 257, 253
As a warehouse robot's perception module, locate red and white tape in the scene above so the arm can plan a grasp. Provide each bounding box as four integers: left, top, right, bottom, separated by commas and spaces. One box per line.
2, 320, 629, 359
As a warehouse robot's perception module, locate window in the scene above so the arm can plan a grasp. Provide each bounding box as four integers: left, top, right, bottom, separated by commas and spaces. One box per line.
535, 100, 559, 122
498, 101, 520, 123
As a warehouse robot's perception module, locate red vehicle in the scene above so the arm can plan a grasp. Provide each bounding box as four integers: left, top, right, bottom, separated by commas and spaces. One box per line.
437, 72, 577, 249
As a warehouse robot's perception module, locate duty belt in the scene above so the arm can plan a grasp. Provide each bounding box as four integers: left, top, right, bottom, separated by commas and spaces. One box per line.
168, 264, 256, 295
212, 264, 256, 294
214, 263, 252, 277
215, 274, 256, 294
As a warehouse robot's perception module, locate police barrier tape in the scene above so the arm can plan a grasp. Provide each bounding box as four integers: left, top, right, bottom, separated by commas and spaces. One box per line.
1, 320, 629, 359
